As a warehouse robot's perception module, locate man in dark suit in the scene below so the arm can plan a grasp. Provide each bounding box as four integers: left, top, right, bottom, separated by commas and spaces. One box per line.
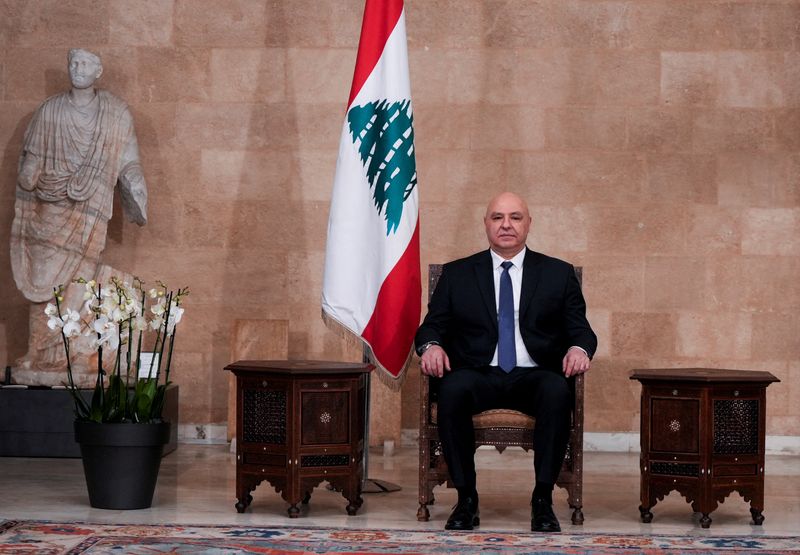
415, 192, 597, 533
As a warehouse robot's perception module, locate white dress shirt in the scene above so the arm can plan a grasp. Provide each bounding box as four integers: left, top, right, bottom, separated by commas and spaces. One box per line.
489, 248, 537, 368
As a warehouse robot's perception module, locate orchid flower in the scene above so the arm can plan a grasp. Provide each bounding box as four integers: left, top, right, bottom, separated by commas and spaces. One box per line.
61, 308, 82, 338
149, 315, 164, 332
150, 298, 166, 316
166, 305, 184, 336
45, 304, 83, 337
45, 303, 63, 330
90, 315, 119, 350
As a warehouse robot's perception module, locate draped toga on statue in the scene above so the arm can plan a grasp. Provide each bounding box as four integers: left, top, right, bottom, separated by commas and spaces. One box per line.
11, 90, 143, 303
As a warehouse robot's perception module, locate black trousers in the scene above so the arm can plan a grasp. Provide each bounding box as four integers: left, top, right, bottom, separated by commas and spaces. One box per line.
436, 365, 572, 493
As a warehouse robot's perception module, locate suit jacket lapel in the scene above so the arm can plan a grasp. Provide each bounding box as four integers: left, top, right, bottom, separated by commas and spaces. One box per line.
520, 248, 542, 319
475, 250, 497, 329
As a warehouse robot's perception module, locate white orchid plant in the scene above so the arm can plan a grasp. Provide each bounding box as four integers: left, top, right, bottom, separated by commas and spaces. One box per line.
47, 277, 189, 423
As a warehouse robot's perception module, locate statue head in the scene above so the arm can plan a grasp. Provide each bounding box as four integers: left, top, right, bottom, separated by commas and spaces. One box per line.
67, 49, 103, 90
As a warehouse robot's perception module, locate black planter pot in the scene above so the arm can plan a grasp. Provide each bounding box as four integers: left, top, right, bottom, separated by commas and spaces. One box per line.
74, 420, 171, 510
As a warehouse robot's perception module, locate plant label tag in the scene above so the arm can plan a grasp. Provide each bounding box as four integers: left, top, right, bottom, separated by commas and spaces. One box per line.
138, 352, 161, 379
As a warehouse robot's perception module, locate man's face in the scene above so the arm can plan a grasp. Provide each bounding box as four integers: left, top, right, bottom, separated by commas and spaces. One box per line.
68, 52, 102, 89
484, 193, 531, 257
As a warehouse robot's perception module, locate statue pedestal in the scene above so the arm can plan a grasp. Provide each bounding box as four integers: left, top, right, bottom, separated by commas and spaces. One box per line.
8, 364, 97, 389
0, 385, 178, 458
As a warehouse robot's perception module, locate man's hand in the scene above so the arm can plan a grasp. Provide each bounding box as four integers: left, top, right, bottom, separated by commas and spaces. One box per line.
420, 345, 451, 378
562, 346, 590, 377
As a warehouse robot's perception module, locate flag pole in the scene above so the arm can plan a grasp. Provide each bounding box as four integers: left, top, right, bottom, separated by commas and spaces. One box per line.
361, 346, 401, 493
321, 0, 418, 493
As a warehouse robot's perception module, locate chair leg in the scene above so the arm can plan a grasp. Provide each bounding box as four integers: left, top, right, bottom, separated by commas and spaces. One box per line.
417, 479, 437, 521
417, 503, 431, 521
557, 471, 584, 525
566, 478, 584, 525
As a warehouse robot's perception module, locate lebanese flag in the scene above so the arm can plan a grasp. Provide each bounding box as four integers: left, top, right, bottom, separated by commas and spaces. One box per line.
322, 0, 421, 386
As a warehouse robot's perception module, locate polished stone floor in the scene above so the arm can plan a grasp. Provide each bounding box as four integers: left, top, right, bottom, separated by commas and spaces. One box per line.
1, 445, 798, 537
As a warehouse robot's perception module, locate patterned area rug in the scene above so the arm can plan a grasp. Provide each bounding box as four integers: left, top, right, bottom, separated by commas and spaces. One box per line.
1, 520, 798, 554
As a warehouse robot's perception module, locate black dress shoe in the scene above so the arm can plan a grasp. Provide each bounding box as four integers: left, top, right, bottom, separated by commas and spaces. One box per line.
445, 497, 480, 530
531, 498, 561, 532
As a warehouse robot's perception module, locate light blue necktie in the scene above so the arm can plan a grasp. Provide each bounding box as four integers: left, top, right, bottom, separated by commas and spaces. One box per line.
498, 261, 516, 373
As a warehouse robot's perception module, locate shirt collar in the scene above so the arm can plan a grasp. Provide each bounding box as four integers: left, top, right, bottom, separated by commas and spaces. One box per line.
490, 247, 526, 270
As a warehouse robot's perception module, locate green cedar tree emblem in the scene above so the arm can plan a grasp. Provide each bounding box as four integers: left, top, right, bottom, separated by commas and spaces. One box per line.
347, 99, 417, 235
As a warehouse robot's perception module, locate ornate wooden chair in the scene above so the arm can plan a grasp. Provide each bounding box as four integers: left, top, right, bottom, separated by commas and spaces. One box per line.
416, 264, 586, 525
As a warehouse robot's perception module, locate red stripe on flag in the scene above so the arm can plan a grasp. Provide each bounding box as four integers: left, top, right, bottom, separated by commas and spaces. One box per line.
347, 0, 405, 108
361, 220, 421, 378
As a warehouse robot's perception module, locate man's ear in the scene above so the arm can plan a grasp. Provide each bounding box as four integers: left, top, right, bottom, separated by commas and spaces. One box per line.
95, 66, 103, 80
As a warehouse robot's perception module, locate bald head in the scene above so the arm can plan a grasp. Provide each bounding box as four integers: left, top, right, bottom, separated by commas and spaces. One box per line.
484, 192, 531, 259
484, 192, 530, 220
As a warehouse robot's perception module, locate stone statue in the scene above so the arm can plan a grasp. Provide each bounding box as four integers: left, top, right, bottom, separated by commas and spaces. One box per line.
9, 48, 148, 386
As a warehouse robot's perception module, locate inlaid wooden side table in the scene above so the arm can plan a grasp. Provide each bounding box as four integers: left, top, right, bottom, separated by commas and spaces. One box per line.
630, 368, 779, 528
225, 360, 371, 517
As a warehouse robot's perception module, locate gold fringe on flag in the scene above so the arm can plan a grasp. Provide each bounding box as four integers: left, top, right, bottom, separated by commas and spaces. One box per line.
321, 309, 411, 392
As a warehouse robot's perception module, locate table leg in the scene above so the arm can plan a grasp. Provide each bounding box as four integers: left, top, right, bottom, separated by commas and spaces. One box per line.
235, 482, 254, 513
346, 495, 364, 516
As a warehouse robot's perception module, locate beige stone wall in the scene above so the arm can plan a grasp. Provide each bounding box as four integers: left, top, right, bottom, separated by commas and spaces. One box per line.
1, 1, 797, 440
